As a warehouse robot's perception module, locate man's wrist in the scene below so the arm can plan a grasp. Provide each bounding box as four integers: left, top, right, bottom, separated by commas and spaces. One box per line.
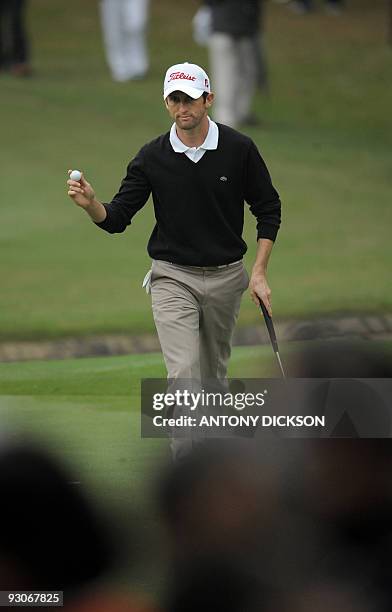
251, 265, 267, 277
84, 198, 102, 218
84, 198, 107, 223
84, 197, 98, 212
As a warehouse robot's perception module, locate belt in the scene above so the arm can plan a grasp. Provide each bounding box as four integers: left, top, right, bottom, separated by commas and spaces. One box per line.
216, 260, 242, 269
154, 259, 242, 271
180, 260, 242, 271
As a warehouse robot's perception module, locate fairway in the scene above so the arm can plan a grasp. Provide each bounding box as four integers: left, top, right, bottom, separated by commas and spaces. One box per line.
1, 0, 391, 340
1, 339, 390, 493
0, 346, 279, 504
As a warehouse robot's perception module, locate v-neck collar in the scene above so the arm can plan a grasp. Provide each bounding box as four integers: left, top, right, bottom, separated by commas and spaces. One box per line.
169, 117, 219, 155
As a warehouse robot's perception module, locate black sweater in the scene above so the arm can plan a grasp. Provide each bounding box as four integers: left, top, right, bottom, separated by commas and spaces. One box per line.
96, 123, 281, 267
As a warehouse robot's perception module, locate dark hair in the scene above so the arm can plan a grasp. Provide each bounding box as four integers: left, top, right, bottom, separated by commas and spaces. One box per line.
202, 92, 209, 102
0, 444, 116, 591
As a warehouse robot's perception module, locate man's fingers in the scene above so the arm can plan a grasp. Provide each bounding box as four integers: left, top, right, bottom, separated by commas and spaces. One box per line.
264, 300, 272, 317
251, 289, 272, 316
260, 295, 272, 317
67, 179, 85, 192
67, 184, 84, 194
250, 289, 259, 305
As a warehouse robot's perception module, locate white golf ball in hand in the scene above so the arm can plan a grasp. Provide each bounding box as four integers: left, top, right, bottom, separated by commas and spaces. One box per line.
70, 170, 82, 181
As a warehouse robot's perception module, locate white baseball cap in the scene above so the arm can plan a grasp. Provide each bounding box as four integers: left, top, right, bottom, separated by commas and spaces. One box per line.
163, 62, 211, 100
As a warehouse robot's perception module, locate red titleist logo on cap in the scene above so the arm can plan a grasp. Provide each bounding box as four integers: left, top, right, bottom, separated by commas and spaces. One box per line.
168, 71, 196, 83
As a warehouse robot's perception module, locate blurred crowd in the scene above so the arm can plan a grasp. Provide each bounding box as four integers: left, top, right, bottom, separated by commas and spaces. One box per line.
1, 341, 391, 611
1, 0, 353, 125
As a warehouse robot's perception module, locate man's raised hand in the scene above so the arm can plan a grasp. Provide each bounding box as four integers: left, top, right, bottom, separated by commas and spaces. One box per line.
67, 170, 95, 209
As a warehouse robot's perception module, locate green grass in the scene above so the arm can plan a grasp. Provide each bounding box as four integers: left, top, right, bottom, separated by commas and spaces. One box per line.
1, 337, 390, 498
0, 346, 278, 501
1, 0, 391, 339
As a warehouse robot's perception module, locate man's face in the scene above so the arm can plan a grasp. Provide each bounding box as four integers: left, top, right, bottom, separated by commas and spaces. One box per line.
165, 91, 214, 130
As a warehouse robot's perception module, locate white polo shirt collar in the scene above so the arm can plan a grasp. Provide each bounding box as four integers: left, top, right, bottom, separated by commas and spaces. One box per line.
169, 117, 219, 163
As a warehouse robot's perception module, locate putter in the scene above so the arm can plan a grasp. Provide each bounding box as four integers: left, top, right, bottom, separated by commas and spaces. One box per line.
258, 299, 286, 378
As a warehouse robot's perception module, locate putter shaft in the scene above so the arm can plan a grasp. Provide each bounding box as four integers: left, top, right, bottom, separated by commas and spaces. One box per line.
258, 299, 286, 378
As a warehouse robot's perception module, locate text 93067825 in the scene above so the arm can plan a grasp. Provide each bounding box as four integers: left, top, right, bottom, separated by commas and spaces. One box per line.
0, 592, 63, 607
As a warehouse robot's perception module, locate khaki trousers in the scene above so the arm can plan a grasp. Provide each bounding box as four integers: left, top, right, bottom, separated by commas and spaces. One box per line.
151, 259, 249, 381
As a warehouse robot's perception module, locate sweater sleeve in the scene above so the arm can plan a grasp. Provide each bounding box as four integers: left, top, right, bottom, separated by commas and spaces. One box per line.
95, 147, 151, 234
244, 141, 281, 242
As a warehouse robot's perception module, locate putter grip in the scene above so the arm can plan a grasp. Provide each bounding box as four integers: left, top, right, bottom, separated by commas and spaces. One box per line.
259, 299, 279, 353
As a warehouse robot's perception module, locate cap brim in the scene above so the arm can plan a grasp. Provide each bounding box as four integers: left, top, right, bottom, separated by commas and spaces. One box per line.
163, 83, 204, 100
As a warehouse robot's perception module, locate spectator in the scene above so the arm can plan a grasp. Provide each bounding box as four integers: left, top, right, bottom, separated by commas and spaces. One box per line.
158, 444, 283, 610
206, 0, 267, 128
99, 0, 149, 82
0, 442, 115, 593
0, 0, 31, 77
0, 440, 158, 611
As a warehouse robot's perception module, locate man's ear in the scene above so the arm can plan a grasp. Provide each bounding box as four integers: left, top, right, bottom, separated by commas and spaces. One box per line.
205, 93, 215, 108
164, 98, 169, 109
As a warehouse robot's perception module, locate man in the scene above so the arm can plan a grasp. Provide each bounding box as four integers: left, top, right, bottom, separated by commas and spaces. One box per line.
67, 61, 281, 417
99, 0, 149, 82
205, 0, 266, 127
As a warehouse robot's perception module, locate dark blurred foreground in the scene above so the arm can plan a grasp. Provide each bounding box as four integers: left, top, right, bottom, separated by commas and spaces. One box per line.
1, 341, 391, 611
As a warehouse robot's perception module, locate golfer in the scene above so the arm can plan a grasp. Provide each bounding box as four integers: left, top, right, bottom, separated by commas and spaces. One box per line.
67, 62, 281, 385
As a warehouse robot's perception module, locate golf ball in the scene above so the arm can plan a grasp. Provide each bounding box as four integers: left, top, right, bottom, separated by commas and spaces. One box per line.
70, 169, 82, 181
